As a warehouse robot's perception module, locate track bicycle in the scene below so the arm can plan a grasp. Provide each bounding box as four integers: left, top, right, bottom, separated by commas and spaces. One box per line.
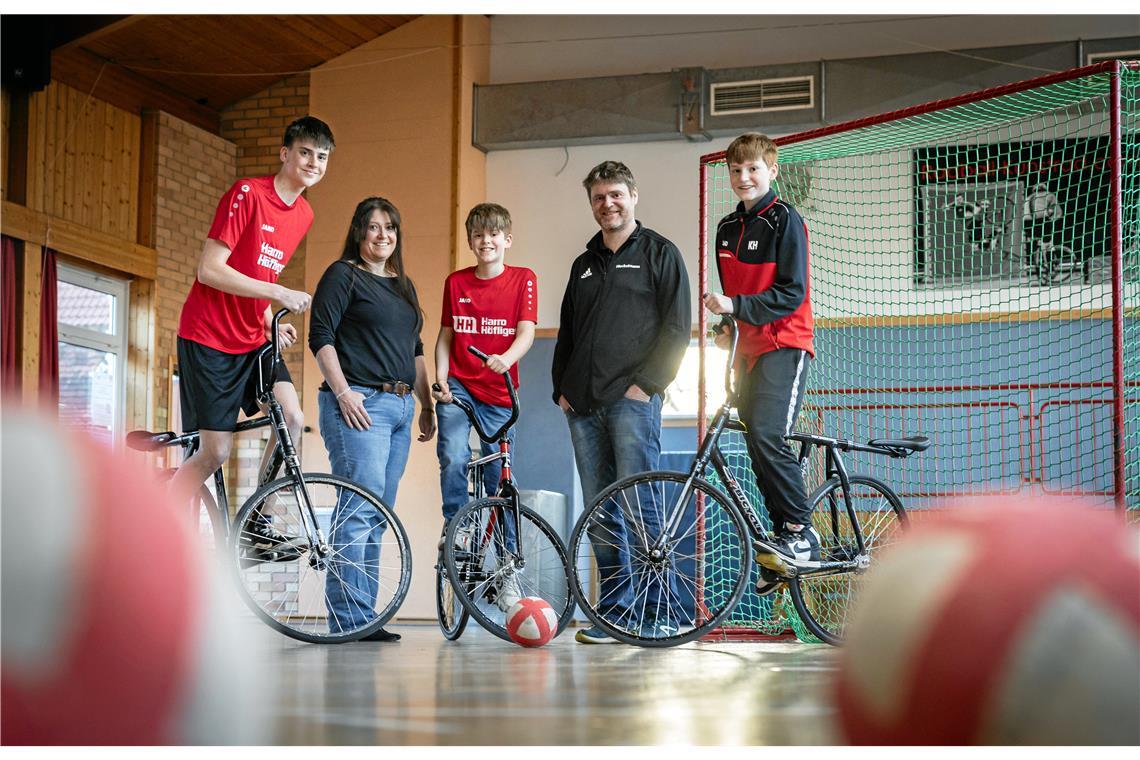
567, 316, 929, 647
433, 346, 575, 642
127, 309, 412, 644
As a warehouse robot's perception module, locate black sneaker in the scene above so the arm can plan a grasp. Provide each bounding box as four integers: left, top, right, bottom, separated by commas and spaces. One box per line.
244, 513, 292, 547
240, 515, 302, 562
360, 627, 401, 642
755, 566, 785, 596
773, 526, 822, 563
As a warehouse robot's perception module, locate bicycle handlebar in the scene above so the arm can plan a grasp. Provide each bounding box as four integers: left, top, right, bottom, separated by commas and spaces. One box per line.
254, 308, 292, 401
432, 345, 520, 443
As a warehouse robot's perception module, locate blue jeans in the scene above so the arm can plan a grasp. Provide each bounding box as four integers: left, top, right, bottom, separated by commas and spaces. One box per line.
436, 379, 517, 549
566, 395, 676, 625
318, 387, 414, 632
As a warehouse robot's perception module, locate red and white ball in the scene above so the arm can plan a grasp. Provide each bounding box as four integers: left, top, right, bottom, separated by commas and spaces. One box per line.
0, 408, 268, 744
835, 496, 1140, 745
505, 596, 558, 647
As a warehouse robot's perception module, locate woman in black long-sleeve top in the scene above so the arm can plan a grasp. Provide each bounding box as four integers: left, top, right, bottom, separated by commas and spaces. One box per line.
309, 196, 434, 641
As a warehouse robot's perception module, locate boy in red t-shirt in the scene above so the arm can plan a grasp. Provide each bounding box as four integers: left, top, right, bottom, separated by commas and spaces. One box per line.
170, 116, 335, 522
433, 203, 537, 610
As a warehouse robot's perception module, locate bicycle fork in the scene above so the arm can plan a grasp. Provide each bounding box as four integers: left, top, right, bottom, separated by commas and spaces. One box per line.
265, 397, 331, 566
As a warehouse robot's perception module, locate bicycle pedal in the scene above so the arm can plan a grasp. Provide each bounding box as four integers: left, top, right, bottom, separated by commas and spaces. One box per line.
755, 552, 794, 577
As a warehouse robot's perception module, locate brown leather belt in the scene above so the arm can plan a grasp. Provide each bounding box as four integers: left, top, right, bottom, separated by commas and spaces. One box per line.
379, 381, 413, 397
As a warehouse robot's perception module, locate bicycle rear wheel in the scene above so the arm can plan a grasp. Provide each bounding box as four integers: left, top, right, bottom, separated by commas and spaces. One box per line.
443, 498, 574, 643
436, 554, 468, 640
567, 471, 752, 647
230, 473, 412, 644
788, 475, 907, 645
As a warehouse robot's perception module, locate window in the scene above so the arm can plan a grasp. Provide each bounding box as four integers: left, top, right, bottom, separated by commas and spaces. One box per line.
662, 339, 729, 420
57, 264, 129, 447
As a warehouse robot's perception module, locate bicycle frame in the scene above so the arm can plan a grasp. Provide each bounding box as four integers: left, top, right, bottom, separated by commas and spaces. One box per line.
255, 309, 329, 562
656, 317, 919, 578
436, 346, 524, 563
127, 309, 329, 559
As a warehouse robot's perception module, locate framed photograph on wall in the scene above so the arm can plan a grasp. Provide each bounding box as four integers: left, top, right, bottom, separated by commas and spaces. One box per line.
913, 138, 1111, 287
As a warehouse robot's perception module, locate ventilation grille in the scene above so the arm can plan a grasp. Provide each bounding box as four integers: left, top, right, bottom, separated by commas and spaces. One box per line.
710, 76, 814, 116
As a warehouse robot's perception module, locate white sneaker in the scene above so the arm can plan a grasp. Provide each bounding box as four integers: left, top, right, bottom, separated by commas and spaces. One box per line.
495, 572, 522, 613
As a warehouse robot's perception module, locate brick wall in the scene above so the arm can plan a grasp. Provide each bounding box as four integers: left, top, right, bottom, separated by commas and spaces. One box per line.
153, 112, 236, 436
151, 112, 243, 503
220, 73, 312, 503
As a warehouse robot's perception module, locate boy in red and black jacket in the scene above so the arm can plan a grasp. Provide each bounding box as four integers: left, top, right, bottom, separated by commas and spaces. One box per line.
703, 133, 818, 592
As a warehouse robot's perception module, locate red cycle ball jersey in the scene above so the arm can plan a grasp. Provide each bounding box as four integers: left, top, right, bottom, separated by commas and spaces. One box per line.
441, 265, 538, 406
178, 176, 314, 353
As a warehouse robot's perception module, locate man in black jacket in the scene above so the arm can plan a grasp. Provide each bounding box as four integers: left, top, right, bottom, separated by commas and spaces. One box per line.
552, 160, 691, 644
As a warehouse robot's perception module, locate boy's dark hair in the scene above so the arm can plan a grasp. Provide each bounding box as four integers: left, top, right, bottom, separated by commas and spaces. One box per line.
283, 116, 335, 151
465, 203, 512, 238
338, 196, 422, 330
582, 160, 637, 195
725, 133, 777, 167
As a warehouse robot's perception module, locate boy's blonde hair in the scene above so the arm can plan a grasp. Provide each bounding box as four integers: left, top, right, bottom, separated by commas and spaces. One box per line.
726, 133, 778, 168
465, 202, 512, 237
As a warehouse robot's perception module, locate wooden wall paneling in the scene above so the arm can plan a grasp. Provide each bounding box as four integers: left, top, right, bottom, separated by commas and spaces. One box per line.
137, 110, 159, 248
20, 242, 42, 407
100, 103, 116, 236
25, 88, 45, 212
127, 276, 155, 430
125, 112, 140, 240
54, 85, 70, 221
83, 92, 98, 232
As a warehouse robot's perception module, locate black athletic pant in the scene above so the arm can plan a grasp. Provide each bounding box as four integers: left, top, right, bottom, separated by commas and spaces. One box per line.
736, 348, 812, 530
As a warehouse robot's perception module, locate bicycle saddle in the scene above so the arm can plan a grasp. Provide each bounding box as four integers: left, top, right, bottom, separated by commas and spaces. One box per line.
867, 435, 930, 452
125, 430, 177, 451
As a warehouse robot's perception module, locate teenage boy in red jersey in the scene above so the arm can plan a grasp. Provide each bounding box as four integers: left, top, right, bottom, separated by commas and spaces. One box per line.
703, 132, 818, 593
170, 116, 335, 529
433, 203, 537, 612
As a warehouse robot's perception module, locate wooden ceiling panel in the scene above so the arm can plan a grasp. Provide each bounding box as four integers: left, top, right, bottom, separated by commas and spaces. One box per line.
44, 14, 418, 134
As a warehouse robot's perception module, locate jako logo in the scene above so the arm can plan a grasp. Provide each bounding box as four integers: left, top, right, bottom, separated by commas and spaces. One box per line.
453, 315, 477, 333
261, 224, 276, 233
458, 297, 472, 303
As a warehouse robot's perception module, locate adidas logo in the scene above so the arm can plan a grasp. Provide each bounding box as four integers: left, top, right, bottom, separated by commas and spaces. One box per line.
580, 267, 593, 279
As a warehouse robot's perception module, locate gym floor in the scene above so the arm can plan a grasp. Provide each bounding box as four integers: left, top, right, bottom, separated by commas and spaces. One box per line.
258, 620, 840, 745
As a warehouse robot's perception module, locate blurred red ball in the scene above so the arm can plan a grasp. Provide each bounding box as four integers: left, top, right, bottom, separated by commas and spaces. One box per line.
1, 409, 265, 744
834, 496, 1139, 745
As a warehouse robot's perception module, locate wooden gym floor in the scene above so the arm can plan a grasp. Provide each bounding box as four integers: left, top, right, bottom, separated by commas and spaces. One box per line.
250, 620, 841, 745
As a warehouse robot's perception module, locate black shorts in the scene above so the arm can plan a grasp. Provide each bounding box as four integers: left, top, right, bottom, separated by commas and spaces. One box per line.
177, 337, 293, 432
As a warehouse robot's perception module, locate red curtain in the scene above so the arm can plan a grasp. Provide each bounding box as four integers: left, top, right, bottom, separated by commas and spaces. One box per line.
39, 247, 58, 409
1, 236, 17, 393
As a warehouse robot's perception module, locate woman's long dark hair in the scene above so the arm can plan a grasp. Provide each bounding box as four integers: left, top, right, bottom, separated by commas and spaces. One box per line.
339, 196, 423, 330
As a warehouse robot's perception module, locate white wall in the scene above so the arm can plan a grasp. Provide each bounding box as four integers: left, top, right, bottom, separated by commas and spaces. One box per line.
489, 15, 1135, 84
486, 139, 739, 329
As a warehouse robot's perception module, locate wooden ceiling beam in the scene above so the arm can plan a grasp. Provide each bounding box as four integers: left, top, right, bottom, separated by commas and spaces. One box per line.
51, 46, 220, 134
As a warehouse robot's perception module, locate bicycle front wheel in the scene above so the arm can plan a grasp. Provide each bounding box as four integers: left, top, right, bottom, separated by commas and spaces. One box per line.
443, 498, 574, 643
230, 473, 412, 644
436, 555, 468, 640
567, 471, 752, 647
788, 475, 907, 645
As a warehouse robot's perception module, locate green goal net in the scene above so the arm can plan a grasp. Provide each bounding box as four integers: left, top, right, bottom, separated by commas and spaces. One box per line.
698, 61, 1140, 640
